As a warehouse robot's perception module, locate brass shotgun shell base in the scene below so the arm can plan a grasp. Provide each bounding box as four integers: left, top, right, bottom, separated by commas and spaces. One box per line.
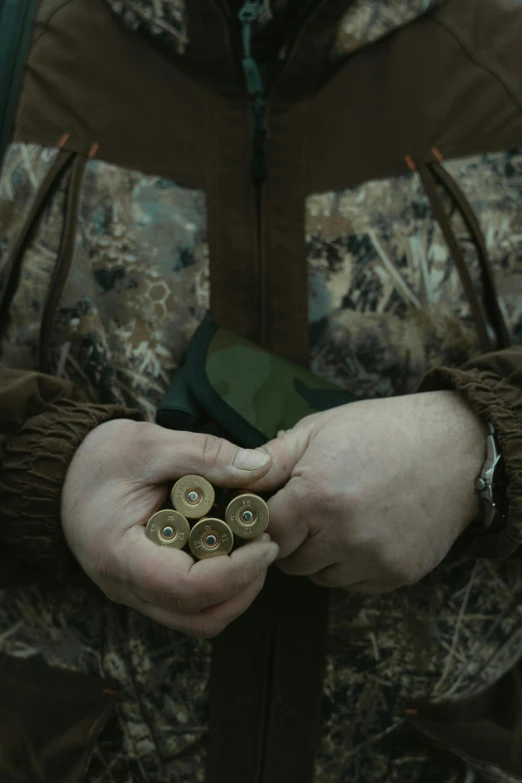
189, 518, 234, 559
171, 475, 215, 519
225, 493, 269, 539
146, 510, 190, 549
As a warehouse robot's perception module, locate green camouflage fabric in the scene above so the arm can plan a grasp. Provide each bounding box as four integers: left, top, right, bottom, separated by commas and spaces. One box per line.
204, 326, 356, 438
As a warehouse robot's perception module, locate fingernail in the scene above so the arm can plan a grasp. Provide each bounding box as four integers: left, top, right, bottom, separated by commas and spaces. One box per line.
259, 533, 271, 543
234, 448, 271, 471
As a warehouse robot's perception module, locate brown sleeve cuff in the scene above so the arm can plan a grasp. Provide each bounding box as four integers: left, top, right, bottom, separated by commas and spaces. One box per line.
0, 398, 140, 581
420, 366, 522, 557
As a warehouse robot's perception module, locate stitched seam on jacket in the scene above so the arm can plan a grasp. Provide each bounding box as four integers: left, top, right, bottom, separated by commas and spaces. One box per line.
431, 13, 522, 115
32, 0, 76, 50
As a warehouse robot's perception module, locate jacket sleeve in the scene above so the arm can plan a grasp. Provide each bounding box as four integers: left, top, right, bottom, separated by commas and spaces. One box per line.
420, 348, 522, 558
0, 369, 139, 584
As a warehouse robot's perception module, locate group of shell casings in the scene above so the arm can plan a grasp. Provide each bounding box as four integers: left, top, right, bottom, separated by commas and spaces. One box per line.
145, 475, 269, 559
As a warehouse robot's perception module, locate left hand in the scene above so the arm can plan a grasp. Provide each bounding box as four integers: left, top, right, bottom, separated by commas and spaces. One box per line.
250, 391, 487, 594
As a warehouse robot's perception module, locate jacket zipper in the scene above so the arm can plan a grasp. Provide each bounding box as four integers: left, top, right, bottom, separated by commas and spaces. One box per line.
240, 0, 326, 346
214, 0, 321, 346
208, 5, 325, 782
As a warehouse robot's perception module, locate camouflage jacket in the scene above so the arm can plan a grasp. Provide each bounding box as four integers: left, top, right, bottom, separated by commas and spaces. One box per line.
1, 1, 522, 782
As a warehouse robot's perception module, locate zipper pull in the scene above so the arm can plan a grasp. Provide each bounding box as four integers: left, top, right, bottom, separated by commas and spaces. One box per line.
238, 1, 264, 97
238, 0, 268, 183
238, 1, 264, 25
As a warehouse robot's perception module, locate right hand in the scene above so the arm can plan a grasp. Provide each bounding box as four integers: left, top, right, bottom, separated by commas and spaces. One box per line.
61, 419, 278, 637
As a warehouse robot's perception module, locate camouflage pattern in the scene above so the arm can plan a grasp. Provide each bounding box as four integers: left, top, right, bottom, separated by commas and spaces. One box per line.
103, 0, 188, 54
307, 150, 522, 398
101, 0, 442, 65
0, 148, 209, 420
443, 152, 522, 343
0, 582, 210, 782
0, 144, 67, 370
307, 149, 522, 782
204, 326, 356, 441
334, 0, 442, 59
315, 556, 522, 782
1, 3, 522, 781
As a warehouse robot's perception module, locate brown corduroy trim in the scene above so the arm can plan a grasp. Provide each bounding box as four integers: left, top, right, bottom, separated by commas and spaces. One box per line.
420, 363, 522, 558
0, 397, 140, 579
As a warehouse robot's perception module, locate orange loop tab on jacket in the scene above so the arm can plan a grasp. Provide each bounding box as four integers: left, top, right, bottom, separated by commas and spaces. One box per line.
57, 132, 70, 149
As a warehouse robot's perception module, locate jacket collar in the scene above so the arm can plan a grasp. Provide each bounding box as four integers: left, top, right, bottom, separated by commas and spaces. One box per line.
102, 0, 443, 96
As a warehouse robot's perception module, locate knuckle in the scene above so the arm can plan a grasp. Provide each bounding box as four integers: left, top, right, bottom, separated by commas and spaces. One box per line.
302, 475, 344, 517
202, 434, 227, 471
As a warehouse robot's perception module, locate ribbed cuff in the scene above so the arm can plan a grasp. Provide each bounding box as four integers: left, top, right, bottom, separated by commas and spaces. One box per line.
0, 398, 140, 580
420, 366, 522, 557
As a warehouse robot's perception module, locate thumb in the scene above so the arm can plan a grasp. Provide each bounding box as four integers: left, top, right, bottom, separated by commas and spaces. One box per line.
247, 426, 310, 492
147, 427, 274, 487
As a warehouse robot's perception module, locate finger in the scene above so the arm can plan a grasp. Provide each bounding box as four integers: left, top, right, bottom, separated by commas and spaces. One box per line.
134, 569, 267, 638
121, 527, 279, 614
145, 425, 273, 487
246, 425, 312, 493
276, 536, 338, 576
263, 478, 311, 558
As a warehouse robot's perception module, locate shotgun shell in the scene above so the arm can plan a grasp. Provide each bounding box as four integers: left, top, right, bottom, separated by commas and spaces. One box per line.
145, 509, 190, 549
189, 518, 234, 559
225, 493, 269, 539
171, 475, 215, 519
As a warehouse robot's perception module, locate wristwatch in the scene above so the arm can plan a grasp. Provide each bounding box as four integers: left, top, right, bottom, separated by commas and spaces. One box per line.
475, 422, 507, 529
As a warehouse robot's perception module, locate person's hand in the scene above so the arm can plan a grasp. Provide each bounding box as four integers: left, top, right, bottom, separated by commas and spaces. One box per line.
61, 420, 278, 636
250, 391, 486, 594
